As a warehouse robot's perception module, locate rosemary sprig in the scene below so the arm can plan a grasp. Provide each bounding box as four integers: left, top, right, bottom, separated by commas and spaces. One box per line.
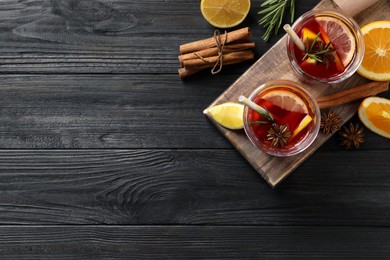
302, 32, 334, 63
250, 121, 269, 125
258, 0, 295, 42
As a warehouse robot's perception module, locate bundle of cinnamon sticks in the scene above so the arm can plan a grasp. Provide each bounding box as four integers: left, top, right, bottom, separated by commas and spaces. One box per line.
178, 27, 255, 79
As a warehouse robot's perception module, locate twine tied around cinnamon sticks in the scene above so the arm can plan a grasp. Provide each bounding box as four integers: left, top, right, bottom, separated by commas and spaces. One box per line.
178, 27, 255, 79
194, 30, 228, 75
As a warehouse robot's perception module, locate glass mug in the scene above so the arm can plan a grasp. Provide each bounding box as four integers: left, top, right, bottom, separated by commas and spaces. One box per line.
286, 9, 365, 84
242, 80, 320, 157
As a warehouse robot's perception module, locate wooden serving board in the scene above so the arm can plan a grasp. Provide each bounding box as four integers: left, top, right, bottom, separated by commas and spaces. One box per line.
204, 0, 389, 187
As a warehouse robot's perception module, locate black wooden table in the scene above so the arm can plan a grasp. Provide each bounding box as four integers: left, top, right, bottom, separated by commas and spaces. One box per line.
0, 0, 389, 258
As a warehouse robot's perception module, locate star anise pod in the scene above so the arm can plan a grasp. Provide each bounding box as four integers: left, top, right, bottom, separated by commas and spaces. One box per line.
303, 32, 336, 64
320, 110, 342, 136
267, 123, 292, 148
339, 122, 365, 149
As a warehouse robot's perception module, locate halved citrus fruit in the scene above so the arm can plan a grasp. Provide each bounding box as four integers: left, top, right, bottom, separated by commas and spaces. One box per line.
358, 96, 390, 139
262, 89, 308, 114
316, 17, 356, 67
203, 102, 244, 130
357, 20, 390, 81
200, 0, 250, 28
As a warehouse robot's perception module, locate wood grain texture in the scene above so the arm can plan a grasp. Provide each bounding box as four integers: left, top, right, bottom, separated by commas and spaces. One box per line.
0, 0, 318, 74
204, 0, 390, 186
0, 0, 389, 258
0, 74, 387, 149
0, 225, 389, 259
0, 74, 232, 148
0, 149, 388, 225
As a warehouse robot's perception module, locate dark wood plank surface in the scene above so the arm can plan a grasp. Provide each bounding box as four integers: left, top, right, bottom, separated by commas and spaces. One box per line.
0, 149, 389, 225
0, 0, 389, 258
0, 226, 389, 259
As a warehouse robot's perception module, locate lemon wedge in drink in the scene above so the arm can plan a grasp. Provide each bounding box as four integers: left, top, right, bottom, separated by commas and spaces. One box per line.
203, 102, 244, 130
292, 114, 313, 138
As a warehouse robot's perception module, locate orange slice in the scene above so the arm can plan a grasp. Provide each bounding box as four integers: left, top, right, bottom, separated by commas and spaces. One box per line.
262, 89, 308, 114
357, 21, 390, 81
358, 97, 390, 139
301, 27, 323, 43
200, 0, 250, 28
316, 17, 356, 67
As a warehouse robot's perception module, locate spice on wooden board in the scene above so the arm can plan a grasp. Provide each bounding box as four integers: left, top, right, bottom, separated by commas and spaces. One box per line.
320, 110, 341, 136
316, 81, 389, 109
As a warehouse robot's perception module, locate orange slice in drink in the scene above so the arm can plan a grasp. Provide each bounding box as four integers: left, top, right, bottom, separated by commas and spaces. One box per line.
200, 0, 250, 28
262, 89, 308, 114
358, 97, 390, 139
301, 27, 323, 43
357, 21, 390, 81
316, 17, 356, 67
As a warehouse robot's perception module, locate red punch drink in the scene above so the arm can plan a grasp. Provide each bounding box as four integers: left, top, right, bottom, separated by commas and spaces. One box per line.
242, 80, 320, 157
287, 9, 364, 84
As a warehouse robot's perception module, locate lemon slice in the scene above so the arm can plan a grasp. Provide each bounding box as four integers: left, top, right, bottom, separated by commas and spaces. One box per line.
292, 114, 313, 138
203, 102, 244, 130
200, 0, 251, 28
262, 89, 308, 113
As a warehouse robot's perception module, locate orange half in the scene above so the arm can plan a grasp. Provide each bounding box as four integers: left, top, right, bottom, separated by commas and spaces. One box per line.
357, 21, 390, 81
358, 96, 390, 139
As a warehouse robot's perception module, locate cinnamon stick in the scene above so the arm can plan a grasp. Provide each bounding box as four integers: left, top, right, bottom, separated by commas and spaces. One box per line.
178, 51, 254, 79
179, 27, 251, 54
316, 81, 389, 109
182, 50, 254, 70
178, 42, 255, 66
178, 67, 202, 79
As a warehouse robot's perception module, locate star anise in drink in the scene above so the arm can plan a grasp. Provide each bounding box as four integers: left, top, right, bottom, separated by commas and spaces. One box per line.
320, 110, 341, 136
303, 32, 336, 64
266, 123, 292, 148
339, 122, 365, 149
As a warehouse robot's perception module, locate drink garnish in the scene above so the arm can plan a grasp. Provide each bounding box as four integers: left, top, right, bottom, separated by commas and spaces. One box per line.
240, 95, 291, 147
266, 123, 292, 148
291, 114, 313, 139
239, 96, 274, 122
302, 32, 336, 64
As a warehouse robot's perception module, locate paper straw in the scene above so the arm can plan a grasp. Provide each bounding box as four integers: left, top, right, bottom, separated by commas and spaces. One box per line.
283, 24, 305, 51
239, 95, 274, 121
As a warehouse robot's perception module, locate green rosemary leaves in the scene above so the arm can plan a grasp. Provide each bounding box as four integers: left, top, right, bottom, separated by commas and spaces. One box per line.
258, 0, 295, 42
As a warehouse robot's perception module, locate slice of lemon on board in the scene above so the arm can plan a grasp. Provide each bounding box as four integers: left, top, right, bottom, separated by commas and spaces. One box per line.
357, 20, 390, 81
358, 97, 390, 139
203, 102, 244, 130
315, 17, 356, 67
200, 0, 250, 28
262, 89, 308, 114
